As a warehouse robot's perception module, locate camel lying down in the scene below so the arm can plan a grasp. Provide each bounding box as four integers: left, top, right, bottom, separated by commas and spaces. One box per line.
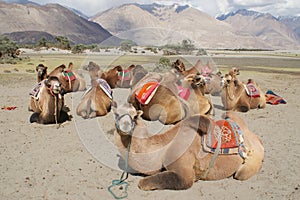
113, 103, 264, 190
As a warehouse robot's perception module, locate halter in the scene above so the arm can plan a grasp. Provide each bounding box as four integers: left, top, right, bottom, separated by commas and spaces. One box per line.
109, 113, 136, 199
114, 113, 136, 135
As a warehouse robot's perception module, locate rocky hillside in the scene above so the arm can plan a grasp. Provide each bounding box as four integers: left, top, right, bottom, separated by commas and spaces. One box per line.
217, 9, 299, 49
92, 3, 299, 49
0, 2, 113, 45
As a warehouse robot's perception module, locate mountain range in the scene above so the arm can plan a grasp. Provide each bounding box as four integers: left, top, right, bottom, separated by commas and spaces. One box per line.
1, 1, 299, 49
0, 1, 114, 45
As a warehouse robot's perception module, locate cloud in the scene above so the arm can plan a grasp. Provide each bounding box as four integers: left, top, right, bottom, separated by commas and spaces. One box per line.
9, 0, 300, 17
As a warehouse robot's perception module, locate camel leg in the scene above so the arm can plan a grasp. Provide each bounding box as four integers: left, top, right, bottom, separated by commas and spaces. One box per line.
138, 154, 195, 190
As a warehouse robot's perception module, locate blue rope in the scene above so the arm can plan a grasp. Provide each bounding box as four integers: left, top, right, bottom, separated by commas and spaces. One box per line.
108, 128, 132, 199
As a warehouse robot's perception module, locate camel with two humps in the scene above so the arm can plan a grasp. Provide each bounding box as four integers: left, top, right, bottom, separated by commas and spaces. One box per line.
29, 76, 69, 124
76, 62, 113, 118
113, 103, 264, 190
172, 59, 223, 96
221, 73, 266, 112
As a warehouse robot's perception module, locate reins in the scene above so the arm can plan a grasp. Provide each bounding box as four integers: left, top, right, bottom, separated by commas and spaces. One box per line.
108, 114, 135, 199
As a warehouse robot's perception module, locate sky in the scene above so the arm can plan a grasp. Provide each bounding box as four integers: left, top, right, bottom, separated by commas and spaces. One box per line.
5, 0, 300, 17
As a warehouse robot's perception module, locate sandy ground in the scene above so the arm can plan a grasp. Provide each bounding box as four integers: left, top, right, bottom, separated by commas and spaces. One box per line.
1, 60, 300, 200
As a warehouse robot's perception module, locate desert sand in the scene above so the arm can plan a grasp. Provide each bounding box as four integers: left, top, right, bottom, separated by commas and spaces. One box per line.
0, 54, 300, 200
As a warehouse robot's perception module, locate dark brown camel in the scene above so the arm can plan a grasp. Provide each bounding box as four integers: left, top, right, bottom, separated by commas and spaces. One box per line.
36, 64, 48, 82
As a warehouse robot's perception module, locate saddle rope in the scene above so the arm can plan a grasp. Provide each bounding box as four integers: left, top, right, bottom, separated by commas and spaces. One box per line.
201, 123, 222, 179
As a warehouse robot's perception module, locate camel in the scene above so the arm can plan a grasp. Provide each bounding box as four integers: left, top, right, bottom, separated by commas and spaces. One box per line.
47, 63, 86, 94
181, 73, 214, 116
112, 102, 264, 190
76, 63, 112, 118
172, 59, 223, 96
221, 74, 266, 112
36, 64, 48, 82
29, 76, 69, 124
100, 65, 123, 89
129, 65, 148, 88
229, 67, 240, 78
116, 64, 136, 88
128, 71, 189, 125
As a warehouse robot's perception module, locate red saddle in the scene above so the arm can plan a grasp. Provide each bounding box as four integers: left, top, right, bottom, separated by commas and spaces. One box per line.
135, 81, 159, 105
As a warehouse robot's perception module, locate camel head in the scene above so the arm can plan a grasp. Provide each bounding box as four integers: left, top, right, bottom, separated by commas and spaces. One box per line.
36, 64, 48, 79
85, 61, 100, 72
171, 59, 186, 73
183, 73, 206, 89
222, 74, 239, 88
45, 76, 62, 95
68, 62, 74, 70
229, 67, 240, 77
112, 102, 143, 135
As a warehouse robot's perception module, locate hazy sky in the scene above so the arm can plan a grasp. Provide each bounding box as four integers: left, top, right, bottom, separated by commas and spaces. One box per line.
6, 0, 300, 17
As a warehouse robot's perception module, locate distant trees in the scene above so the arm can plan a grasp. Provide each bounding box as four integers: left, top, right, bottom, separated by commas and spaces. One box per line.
162, 39, 195, 55
120, 40, 135, 51
0, 36, 19, 58
55, 36, 71, 50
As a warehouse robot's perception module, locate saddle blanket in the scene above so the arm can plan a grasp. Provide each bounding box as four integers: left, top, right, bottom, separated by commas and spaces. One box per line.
62, 70, 76, 81
265, 90, 287, 105
29, 80, 45, 100
201, 65, 212, 76
177, 85, 190, 101
203, 118, 247, 158
118, 69, 131, 81
244, 83, 260, 97
97, 78, 113, 99
135, 81, 159, 105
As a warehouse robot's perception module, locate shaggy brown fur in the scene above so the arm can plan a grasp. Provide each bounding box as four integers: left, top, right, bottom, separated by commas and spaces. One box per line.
113, 103, 264, 190
36, 64, 48, 82
100, 65, 123, 89
29, 76, 69, 124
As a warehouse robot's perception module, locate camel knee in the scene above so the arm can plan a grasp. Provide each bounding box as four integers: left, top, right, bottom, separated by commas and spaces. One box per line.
138, 171, 194, 190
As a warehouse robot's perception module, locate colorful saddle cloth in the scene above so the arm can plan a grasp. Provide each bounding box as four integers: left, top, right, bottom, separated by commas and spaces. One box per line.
96, 78, 113, 99
62, 70, 76, 81
29, 80, 45, 100
244, 83, 260, 97
203, 118, 247, 158
177, 85, 190, 101
118, 69, 131, 81
135, 81, 159, 105
265, 90, 287, 105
